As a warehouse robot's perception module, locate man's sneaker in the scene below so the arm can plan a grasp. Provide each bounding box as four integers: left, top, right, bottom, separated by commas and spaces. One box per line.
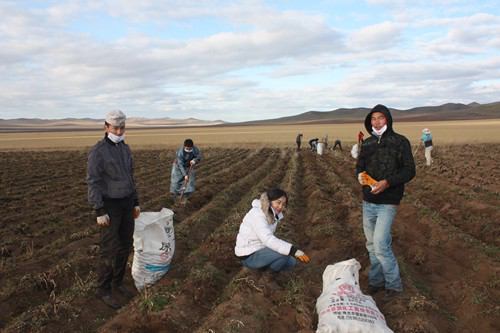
114, 285, 135, 299
96, 289, 121, 309
384, 289, 402, 300
367, 285, 384, 295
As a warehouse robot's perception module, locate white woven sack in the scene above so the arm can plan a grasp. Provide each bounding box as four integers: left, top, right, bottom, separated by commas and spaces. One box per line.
351, 144, 359, 159
316, 258, 393, 333
132, 208, 175, 290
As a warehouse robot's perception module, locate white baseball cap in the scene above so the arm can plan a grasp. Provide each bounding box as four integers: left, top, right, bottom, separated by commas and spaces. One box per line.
105, 110, 126, 127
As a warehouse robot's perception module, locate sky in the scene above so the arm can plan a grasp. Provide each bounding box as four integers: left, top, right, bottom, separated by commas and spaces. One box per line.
0, 0, 499, 122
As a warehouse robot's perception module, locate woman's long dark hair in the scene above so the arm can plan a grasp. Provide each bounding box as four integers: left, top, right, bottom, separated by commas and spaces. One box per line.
267, 188, 288, 205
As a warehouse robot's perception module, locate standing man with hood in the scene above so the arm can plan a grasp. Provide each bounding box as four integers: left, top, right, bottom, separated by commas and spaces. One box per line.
356, 104, 415, 299
87, 110, 140, 309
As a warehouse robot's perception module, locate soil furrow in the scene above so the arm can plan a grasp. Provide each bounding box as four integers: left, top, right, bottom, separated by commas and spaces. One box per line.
98, 149, 289, 332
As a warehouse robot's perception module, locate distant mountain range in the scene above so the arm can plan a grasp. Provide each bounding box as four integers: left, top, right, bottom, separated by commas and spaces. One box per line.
1, 101, 499, 132
0, 116, 225, 132
238, 101, 500, 125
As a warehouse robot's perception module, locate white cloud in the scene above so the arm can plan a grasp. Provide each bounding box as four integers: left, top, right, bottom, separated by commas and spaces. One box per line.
348, 21, 403, 51
418, 13, 500, 55
0, 1, 498, 121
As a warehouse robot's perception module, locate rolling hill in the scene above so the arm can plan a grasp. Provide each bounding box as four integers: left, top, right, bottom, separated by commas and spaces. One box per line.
1, 101, 499, 132
238, 101, 500, 125
0, 117, 225, 132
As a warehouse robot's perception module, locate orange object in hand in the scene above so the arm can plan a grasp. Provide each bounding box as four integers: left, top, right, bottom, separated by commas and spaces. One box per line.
297, 254, 310, 263
295, 249, 310, 263
358, 171, 377, 188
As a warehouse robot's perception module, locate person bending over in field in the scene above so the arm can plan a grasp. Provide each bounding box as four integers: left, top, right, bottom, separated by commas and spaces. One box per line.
234, 188, 310, 272
87, 109, 140, 309
170, 138, 202, 204
356, 104, 415, 300
332, 139, 343, 151
309, 138, 319, 152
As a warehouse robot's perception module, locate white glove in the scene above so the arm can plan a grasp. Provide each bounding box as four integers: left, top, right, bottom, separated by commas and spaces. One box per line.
190, 160, 196, 166
96, 214, 110, 227
133, 206, 140, 219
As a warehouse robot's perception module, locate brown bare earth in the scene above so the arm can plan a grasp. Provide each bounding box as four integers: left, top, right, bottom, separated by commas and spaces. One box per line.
1, 144, 499, 332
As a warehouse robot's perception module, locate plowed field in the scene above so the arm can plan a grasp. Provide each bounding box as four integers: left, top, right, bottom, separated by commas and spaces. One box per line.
1, 144, 499, 333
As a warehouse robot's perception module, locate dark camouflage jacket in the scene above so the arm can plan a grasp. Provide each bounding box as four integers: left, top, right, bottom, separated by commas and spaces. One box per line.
355, 105, 415, 205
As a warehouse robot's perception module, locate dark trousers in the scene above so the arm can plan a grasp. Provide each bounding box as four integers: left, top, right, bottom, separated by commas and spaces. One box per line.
97, 196, 135, 292
333, 141, 343, 151
296, 142, 301, 150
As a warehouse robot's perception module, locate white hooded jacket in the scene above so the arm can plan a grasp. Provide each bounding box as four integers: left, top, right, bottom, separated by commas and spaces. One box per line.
234, 193, 293, 257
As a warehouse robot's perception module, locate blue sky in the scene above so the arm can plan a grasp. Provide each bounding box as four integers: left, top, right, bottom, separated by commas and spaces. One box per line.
0, 0, 499, 122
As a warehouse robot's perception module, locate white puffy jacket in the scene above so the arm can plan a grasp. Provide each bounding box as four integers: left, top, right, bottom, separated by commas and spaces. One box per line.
234, 197, 293, 257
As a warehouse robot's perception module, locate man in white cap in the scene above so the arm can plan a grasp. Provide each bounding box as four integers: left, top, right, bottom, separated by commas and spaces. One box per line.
87, 109, 140, 309
421, 128, 433, 166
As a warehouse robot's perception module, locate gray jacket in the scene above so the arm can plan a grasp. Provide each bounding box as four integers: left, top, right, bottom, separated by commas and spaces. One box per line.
173, 145, 202, 177
87, 136, 139, 214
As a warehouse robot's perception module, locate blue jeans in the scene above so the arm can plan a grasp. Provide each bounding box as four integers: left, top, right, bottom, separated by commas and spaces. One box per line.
241, 247, 296, 272
362, 201, 402, 291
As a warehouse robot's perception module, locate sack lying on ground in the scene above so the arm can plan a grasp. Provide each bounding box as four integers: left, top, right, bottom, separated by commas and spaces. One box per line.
316, 258, 393, 333
317, 142, 325, 155
132, 208, 175, 290
351, 144, 359, 159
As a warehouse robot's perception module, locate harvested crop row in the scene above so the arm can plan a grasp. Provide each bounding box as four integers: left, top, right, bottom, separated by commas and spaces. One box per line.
99, 149, 290, 332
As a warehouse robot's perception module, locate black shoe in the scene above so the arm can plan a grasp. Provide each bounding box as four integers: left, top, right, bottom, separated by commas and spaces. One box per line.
96, 290, 121, 309
384, 289, 402, 300
367, 285, 384, 295
114, 285, 135, 299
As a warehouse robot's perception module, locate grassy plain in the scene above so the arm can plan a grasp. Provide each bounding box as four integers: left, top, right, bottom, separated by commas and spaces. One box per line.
0, 119, 499, 150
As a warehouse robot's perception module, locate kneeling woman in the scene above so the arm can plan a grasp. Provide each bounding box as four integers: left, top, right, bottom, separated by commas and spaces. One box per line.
234, 188, 310, 272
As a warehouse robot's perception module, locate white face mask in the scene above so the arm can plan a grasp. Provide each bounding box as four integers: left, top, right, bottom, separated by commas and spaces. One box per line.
108, 132, 125, 143
372, 124, 387, 136
184, 148, 193, 153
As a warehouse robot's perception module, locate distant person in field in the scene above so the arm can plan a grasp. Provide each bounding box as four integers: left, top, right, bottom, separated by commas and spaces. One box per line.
351, 131, 365, 159
235, 188, 310, 272
87, 109, 140, 309
358, 131, 365, 145
356, 104, 415, 299
421, 128, 433, 166
309, 138, 319, 152
332, 139, 343, 151
353, 131, 365, 158
170, 138, 202, 204
322, 134, 329, 149
296, 133, 303, 151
